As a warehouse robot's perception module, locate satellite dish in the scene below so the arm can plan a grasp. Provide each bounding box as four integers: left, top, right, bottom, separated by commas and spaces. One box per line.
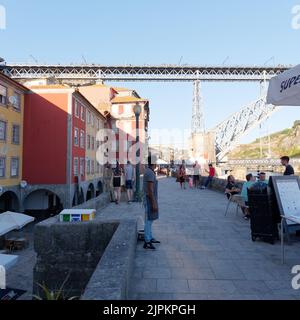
20, 181, 28, 189
9, 96, 17, 105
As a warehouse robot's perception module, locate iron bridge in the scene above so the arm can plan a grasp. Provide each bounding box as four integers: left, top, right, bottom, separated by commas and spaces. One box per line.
1, 64, 290, 82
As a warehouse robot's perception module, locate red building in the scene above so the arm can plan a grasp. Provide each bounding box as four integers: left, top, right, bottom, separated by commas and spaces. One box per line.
22, 84, 108, 212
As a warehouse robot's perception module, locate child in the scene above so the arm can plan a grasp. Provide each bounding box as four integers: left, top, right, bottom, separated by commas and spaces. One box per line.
189, 176, 193, 188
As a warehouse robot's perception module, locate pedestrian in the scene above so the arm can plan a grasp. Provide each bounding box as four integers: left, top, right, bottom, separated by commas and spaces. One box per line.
201, 163, 216, 189
178, 164, 186, 189
280, 156, 295, 176
143, 155, 160, 250
193, 161, 201, 189
125, 160, 135, 203
104, 162, 114, 202
113, 161, 122, 205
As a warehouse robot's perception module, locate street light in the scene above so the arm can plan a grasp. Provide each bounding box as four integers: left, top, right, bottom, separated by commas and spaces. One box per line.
133, 102, 142, 202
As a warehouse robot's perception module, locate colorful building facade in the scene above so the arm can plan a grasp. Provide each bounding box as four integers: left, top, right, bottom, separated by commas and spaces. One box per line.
79, 84, 150, 166
22, 84, 108, 213
0, 73, 27, 212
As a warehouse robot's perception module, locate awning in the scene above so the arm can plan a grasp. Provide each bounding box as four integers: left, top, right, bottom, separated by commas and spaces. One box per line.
267, 64, 300, 106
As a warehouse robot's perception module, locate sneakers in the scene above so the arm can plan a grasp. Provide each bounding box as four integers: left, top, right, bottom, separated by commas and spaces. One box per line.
143, 242, 156, 250
151, 239, 161, 244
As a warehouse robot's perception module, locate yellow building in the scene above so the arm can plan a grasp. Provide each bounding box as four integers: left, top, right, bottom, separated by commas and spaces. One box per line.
0, 73, 27, 212
85, 101, 107, 199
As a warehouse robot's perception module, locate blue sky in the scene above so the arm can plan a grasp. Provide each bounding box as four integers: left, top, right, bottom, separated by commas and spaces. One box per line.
1, 0, 300, 145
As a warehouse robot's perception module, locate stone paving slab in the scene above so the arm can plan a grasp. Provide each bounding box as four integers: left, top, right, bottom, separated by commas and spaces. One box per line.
128, 177, 300, 300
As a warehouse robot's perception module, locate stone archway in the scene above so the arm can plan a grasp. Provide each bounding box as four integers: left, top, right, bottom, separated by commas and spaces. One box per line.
23, 189, 63, 220
86, 183, 95, 201
96, 181, 103, 197
0, 191, 20, 213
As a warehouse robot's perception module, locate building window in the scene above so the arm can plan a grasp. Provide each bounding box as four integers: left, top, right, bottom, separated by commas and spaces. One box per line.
0, 85, 7, 105
80, 130, 85, 148
0, 157, 5, 178
11, 157, 19, 178
80, 158, 84, 176
12, 125, 20, 144
75, 100, 80, 118
97, 118, 100, 130
86, 159, 90, 175
87, 110, 91, 124
13, 93, 21, 111
74, 157, 79, 176
91, 137, 95, 150
81, 106, 85, 121
87, 135, 91, 150
74, 128, 79, 146
0, 120, 7, 141
91, 160, 95, 174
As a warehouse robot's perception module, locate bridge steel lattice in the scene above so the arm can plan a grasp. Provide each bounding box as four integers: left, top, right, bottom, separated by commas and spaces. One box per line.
2, 64, 290, 82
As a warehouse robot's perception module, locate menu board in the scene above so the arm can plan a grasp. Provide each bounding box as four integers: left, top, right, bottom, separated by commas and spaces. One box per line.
275, 178, 300, 225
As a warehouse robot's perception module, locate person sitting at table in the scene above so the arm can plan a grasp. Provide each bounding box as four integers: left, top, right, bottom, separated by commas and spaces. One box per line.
225, 175, 241, 199
241, 173, 256, 219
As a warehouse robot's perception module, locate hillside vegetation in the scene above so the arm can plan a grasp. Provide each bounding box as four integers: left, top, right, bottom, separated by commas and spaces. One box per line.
229, 121, 300, 159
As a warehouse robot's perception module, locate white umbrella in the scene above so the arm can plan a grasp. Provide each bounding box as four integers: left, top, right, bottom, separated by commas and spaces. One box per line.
0, 222, 17, 237
0, 211, 35, 231
267, 64, 300, 106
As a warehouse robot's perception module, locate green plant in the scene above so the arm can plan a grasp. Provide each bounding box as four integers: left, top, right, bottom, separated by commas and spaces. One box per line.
33, 273, 79, 301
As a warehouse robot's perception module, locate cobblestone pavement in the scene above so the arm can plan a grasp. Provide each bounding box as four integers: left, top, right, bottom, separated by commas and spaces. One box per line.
128, 177, 300, 300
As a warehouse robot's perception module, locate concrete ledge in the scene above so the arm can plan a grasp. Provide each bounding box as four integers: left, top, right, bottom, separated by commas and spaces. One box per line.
199, 177, 243, 193
81, 219, 137, 300
73, 192, 111, 210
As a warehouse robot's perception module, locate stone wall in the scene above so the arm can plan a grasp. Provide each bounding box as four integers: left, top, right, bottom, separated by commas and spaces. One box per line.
33, 218, 119, 299
33, 216, 138, 300
199, 176, 244, 193
73, 192, 110, 211
82, 219, 137, 300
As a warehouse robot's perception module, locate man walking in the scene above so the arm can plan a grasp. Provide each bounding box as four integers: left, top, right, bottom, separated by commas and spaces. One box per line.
143, 155, 160, 250
280, 156, 295, 176
125, 160, 135, 203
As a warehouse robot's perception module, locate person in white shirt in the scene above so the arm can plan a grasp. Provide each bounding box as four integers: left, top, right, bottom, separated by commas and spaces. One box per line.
125, 161, 135, 203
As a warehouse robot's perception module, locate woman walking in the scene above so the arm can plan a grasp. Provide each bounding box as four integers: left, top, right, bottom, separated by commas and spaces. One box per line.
113, 161, 122, 205
178, 164, 186, 189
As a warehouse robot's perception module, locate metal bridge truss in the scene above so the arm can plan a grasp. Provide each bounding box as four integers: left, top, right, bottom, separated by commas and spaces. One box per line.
2, 64, 289, 83
224, 158, 300, 167
214, 97, 278, 162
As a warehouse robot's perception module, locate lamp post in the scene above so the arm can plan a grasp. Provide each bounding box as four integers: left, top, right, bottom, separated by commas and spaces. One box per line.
133, 102, 142, 202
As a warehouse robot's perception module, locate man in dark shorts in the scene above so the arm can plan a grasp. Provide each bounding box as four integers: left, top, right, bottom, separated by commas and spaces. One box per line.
280, 156, 295, 176
125, 161, 135, 203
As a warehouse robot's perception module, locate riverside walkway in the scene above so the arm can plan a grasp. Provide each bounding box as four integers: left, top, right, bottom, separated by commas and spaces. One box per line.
128, 177, 300, 300
5, 177, 300, 300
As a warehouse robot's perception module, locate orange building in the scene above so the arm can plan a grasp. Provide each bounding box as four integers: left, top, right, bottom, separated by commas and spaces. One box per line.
79, 84, 150, 166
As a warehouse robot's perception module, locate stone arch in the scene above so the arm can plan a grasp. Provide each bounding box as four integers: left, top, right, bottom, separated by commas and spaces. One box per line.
23, 189, 63, 219
86, 183, 95, 201
0, 191, 20, 213
96, 180, 103, 197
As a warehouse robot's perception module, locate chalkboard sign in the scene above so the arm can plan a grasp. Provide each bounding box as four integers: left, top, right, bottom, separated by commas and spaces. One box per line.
270, 176, 300, 225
